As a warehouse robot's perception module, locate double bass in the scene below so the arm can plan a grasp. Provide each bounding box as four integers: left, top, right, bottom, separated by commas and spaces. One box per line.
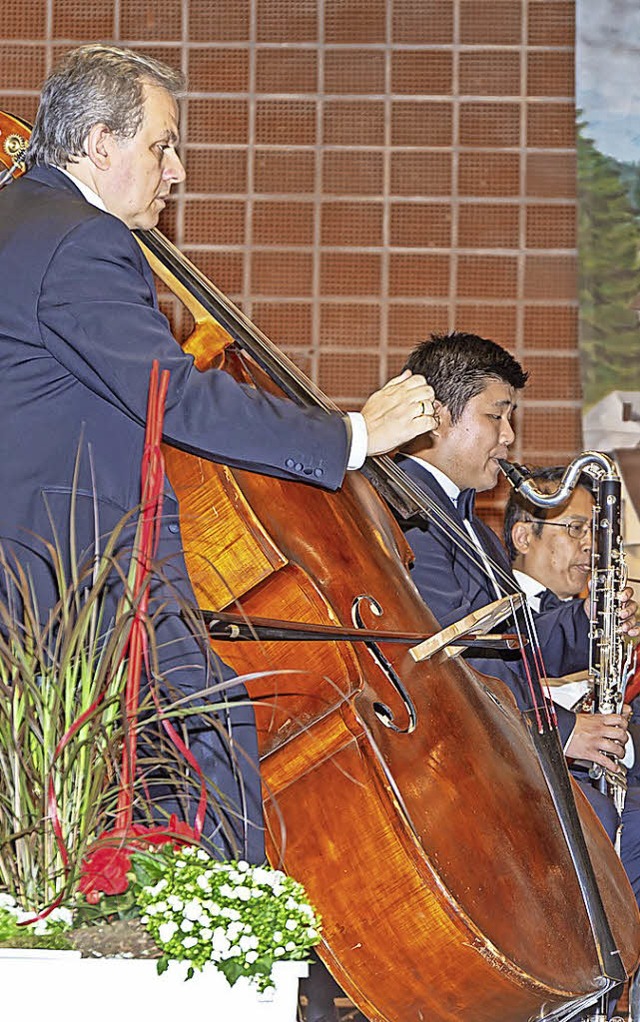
1, 110, 638, 1022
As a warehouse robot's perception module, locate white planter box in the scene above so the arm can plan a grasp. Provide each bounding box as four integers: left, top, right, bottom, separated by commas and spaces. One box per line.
0, 948, 307, 1022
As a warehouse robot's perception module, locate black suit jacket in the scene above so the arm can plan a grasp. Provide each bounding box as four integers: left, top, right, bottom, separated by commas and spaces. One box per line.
0, 165, 351, 861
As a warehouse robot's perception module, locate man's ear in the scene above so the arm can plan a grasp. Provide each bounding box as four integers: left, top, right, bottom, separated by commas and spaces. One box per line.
431, 399, 449, 438
84, 123, 115, 170
511, 520, 532, 556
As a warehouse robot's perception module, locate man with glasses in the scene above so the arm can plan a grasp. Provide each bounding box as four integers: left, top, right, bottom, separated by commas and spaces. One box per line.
505, 464, 640, 772
505, 464, 594, 612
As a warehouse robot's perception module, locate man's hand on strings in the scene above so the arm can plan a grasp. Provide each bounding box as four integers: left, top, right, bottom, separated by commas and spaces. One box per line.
361, 370, 437, 457
565, 712, 630, 775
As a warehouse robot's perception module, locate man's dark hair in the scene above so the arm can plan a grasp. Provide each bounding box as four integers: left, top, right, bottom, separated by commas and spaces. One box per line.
403, 331, 528, 424
27, 44, 185, 168
503, 464, 594, 562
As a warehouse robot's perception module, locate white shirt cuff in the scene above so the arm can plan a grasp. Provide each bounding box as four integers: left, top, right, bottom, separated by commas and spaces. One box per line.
346, 412, 368, 470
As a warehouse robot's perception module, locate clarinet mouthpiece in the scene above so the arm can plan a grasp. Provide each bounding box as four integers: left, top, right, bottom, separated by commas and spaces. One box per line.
497, 459, 530, 491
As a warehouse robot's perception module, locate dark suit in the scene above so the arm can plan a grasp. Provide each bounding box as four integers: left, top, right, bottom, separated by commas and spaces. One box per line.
396, 455, 640, 904
396, 455, 590, 742
0, 166, 351, 862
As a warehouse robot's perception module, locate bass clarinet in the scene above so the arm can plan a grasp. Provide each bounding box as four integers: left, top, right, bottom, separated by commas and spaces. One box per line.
498, 452, 635, 827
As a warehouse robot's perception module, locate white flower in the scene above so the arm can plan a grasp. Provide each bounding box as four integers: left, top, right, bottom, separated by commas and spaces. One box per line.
245, 950, 258, 964
0, 894, 16, 909
158, 920, 179, 944
220, 906, 240, 921
211, 928, 231, 954
200, 928, 212, 940
274, 946, 285, 957
250, 867, 271, 885
183, 899, 204, 921
236, 860, 249, 872
196, 849, 209, 862
218, 883, 234, 899
149, 879, 168, 896
285, 941, 296, 952
167, 895, 184, 911
180, 919, 194, 933
196, 876, 210, 892
234, 886, 251, 902
49, 906, 73, 926
182, 936, 198, 949
239, 934, 259, 952
285, 919, 298, 931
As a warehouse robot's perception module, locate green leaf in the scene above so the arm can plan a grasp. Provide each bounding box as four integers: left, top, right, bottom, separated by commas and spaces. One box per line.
221, 959, 244, 986
130, 852, 166, 888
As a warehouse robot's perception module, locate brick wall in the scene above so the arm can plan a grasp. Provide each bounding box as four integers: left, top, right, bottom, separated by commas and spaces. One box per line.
0, 0, 580, 524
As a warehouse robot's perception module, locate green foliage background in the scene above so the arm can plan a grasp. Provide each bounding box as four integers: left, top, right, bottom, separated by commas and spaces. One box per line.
578, 118, 640, 408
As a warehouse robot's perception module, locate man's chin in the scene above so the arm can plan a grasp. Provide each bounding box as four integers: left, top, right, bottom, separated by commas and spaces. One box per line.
478, 463, 500, 491
131, 212, 161, 231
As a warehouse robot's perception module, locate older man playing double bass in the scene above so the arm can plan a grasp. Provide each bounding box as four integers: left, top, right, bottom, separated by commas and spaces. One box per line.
0, 44, 436, 864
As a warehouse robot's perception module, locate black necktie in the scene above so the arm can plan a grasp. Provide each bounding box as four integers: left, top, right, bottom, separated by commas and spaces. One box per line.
456, 488, 476, 521
539, 588, 563, 612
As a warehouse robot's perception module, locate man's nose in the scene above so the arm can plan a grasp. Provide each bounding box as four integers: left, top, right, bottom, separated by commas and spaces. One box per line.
165, 149, 186, 184
500, 419, 515, 446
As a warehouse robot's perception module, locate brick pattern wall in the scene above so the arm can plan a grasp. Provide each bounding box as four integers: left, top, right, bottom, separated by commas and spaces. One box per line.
0, 0, 579, 526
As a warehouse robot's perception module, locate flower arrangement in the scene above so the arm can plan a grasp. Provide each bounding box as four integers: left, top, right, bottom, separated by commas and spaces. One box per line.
0, 365, 322, 1000
1, 843, 321, 993
132, 845, 321, 991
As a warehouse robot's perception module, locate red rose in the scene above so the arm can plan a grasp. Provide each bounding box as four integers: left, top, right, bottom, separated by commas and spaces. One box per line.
78, 845, 132, 899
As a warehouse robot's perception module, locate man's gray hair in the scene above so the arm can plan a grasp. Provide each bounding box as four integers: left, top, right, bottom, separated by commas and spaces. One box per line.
27, 43, 185, 168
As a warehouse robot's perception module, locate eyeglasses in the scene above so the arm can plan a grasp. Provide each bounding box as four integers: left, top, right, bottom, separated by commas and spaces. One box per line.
528, 519, 592, 541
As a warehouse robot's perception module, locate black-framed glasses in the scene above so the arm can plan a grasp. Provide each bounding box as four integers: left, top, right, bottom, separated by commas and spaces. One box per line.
528, 519, 592, 541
